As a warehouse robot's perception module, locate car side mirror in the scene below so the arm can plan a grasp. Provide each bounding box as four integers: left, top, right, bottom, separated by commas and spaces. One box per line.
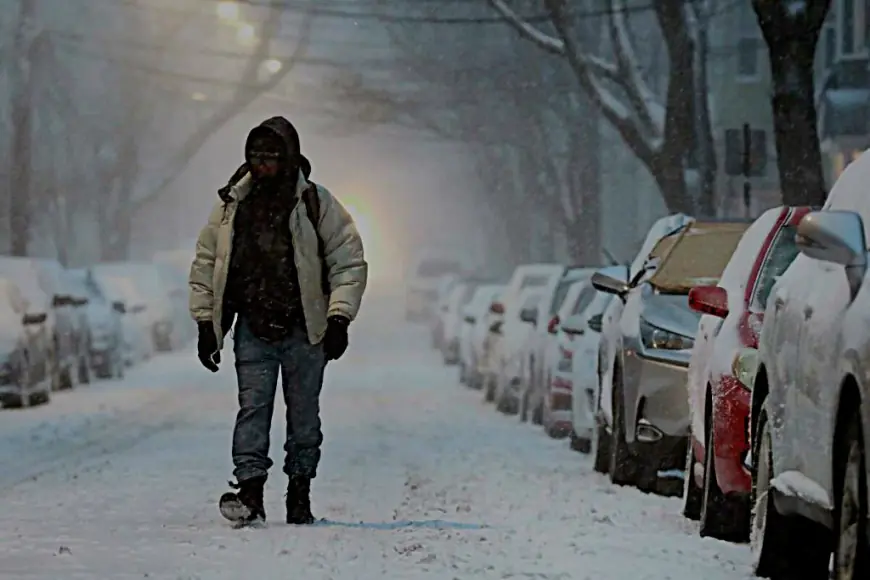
23, 312, 47, 325
489, 320, 503, 335
464, 315, 476, 324
112, 301, 126, 314
587, 314, 603, 333
796, 210, 867, 300
131, 304, 146, 314
561, 315, 585, 336
688, 285, 729, 318
519, 307, 538, 325
591, 272, 630, 298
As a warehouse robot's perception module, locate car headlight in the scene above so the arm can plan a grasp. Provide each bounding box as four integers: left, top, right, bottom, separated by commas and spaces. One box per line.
639, 318, 694, 351
732, 348, 759, 389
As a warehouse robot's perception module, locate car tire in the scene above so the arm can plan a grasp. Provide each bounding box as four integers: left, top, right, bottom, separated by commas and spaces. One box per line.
484, 376, 495, 403
751, 398, 830, 578
570, 430, 592, 454
833, 406, 869, 579
681, 436, 703, 521
609, 370, 640, 487
700, 421, 749, 542
519, 387, 530, 422
593, 417, 611, 474
78, 355, 91, 385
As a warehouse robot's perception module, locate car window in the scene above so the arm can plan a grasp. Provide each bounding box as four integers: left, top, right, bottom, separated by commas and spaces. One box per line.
548, 280, 575, 315
751, 224, 801, 310
571, 286, 598, 315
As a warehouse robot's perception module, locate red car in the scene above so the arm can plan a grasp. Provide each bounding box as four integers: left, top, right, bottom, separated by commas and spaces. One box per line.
681, 206, 809, 543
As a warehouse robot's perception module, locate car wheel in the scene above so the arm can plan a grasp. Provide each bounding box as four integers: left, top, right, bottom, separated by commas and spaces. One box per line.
700, 422, 749, 542
833, 407, 869, 579
570, 430, 592, 454
681, 436, 703, 521
592, 416, 611, 474
484, 375, 495, 403
608, 369, 640, 487
519, 387, 530, 423
531, 393, 544, 425
751, 398, 830, 578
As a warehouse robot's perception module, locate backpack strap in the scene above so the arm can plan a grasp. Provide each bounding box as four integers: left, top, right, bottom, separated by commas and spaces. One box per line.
302, 182, 330, 296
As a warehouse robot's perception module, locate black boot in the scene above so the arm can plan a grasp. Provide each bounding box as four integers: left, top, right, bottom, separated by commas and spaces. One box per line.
219, 476, 266, 526
286, 476, 315, 525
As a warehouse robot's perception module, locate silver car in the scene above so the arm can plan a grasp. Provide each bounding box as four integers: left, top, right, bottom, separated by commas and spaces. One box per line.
591, 220, 750, 493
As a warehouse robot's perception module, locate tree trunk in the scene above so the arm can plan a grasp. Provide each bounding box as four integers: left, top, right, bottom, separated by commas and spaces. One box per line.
694, 10, 717, 217
9, 0, 37, 256
765, 36, 826, 207
564, 102, 601, 265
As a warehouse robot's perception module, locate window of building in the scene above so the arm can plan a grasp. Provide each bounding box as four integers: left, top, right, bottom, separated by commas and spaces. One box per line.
736, 1, 761, 80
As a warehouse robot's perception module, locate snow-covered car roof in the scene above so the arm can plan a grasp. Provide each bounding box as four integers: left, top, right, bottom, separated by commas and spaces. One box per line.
0, 257, 53, 310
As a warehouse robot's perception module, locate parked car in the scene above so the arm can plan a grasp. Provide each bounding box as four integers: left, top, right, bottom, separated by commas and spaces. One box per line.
92, 262, 177, 353
591, 219, 750, 492
749, 153, 870, 579
521, 265, 597, 427
680, 206, 808, 543
458, 284, 505, 387
430, 274, 461, 350
590, 213, 693, 475
0, 257, 82, 391
0, 278, 52, 408
561, 267, 626, 451
90, 273, 153, 365
406, 255, 466, 321
70, 269, 126, 380
440, 279, 494, 365
484, 263, 564, 402
492, 287, 545, 415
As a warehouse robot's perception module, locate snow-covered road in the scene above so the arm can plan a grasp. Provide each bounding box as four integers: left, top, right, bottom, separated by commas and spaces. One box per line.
1, 294, 754, 579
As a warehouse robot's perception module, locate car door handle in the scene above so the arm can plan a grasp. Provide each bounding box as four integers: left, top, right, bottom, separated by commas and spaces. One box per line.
803, 306, 813, 320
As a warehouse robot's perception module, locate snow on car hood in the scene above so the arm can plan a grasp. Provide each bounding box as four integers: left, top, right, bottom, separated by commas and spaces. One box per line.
639, 290, 701, 338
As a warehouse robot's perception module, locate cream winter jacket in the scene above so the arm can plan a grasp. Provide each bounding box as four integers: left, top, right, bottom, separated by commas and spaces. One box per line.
188, 170, 367, 349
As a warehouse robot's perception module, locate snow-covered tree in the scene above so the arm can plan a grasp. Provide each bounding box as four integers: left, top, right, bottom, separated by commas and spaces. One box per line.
489, 0, 718, 216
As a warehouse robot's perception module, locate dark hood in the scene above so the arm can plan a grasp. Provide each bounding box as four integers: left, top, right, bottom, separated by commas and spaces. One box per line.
219, 116, 311, 202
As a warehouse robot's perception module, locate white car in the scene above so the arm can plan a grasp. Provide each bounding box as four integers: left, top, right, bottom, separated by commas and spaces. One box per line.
564, 272, 623, 451
458, 284, 504, 388
492, 288, 545, 415
71, 269, 126, 380
439, 281, 481, 365
483, 263, 564, 398
405, 255, 466, 321
521, 266, 597, 427
91, 274, 154, 365
748, 153, 870, 578
430, 274, 461, 350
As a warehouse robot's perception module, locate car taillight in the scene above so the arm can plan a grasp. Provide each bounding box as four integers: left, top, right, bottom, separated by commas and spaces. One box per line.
490, 302, 505, 315
559, 346, 573, 361
547, 316, 560, 335
738, 311, 763, 348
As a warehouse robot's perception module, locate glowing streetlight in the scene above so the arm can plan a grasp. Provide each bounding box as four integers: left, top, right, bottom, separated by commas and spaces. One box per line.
216, 1, 239, 22
263, 58, 282, 74
236, 22, 256, 46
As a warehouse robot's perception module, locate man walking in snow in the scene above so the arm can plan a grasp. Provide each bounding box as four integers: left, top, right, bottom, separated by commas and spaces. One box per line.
188, 116, 367, 526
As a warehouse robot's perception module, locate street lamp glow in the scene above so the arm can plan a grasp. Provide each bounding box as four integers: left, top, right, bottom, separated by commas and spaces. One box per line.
263, 58, 282, 74
236, 22, 256, 46
216, 1, 239, 22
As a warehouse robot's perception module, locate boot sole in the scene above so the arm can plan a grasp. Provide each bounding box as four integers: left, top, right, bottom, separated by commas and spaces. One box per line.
219, 492, 266, 528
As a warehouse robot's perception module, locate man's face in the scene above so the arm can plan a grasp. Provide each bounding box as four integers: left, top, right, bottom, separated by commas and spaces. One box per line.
248, 136, 285, 180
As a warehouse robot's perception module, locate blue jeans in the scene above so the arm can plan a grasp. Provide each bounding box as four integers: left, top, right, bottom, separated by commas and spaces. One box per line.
232, 318, 326, 482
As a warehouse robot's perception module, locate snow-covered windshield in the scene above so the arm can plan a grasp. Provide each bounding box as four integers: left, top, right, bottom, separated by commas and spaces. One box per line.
520, 274, 550, 289
648, 222, 750, 294
752, 225, 801, 310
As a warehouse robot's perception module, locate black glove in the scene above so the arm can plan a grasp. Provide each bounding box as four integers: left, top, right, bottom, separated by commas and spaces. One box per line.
197, 321, 220, 372
323, 316, 350, 361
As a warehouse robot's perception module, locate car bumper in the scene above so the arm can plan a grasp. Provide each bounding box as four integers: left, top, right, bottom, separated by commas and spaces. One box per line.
712, 375, 751, 495
624, 348, 690, 439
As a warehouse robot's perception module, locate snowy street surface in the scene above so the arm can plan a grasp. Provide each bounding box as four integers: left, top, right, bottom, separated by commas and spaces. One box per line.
1, 294, 753, 579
